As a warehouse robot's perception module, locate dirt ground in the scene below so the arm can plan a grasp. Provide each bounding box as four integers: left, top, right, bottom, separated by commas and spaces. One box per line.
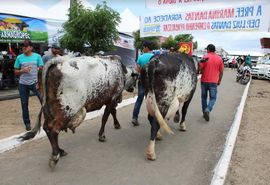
0, 79, 270, 184
225, 78, 270, 185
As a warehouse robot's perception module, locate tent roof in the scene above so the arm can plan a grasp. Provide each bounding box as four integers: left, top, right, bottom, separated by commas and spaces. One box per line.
47, 0, 94, 20
0, 0, 94, 21
117, 8, 139, 33
0, 0, 62, 21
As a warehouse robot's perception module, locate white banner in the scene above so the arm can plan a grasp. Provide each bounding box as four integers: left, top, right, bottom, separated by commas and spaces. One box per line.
146, 0, 257, 8
46, 20, 66, 46
140, 3, 270, 37
113, 34, 135, 50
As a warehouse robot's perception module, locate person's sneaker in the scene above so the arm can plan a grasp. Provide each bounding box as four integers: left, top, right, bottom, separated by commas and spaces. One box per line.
4, 87, 9, 90
131, 118, 140, 126
203, 110, 210, 122
25, 124, 31, 131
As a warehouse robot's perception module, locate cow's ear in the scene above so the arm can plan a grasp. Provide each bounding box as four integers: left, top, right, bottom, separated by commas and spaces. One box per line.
200, 58, 209, 63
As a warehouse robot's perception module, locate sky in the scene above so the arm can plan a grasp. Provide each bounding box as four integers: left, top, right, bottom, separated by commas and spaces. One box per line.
14, 0, 270, 55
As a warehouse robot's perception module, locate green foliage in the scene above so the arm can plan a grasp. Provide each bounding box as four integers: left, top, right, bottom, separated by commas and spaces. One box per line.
132, 30, 160, 51
161, 34, 198, 50
59, 1, 121, 56
161, 35, 178, 50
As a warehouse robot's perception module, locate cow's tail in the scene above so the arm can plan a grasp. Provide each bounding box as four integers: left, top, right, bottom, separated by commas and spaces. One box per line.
42, 57, 63, 107
18, 107, 43, 141
18, 57, 63, 142
148, 59, 174, 135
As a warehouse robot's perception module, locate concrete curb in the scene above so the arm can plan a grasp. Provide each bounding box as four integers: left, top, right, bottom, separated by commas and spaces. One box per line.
0, 97, 137, 154
211, 79, 251, 185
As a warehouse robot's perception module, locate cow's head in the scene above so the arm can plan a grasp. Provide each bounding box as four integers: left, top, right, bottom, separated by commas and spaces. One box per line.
22, 22, 29, 28
124, 66, 138, 92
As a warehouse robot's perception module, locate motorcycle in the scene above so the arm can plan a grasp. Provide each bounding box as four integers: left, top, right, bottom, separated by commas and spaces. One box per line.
236, 65, 251, 85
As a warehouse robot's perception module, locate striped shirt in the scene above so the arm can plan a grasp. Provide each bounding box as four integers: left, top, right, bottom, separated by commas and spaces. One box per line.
14, 53, 43, 85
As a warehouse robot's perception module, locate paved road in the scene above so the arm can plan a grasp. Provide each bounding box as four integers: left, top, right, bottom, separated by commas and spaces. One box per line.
0, 69, 245, 185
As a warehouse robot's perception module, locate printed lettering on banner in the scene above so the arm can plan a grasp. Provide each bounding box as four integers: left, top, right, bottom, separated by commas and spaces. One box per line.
140, 3, 270, 37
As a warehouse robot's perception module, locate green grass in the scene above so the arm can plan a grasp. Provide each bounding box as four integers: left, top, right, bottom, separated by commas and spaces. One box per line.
28, 31, 48, 42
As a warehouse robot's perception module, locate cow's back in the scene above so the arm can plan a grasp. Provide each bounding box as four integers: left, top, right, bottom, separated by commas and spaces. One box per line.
44, 56, 125, 119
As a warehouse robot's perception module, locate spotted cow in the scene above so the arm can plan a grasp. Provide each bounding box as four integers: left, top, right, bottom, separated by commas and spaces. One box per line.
19, 55, 138, 169
141, 53, 197, 160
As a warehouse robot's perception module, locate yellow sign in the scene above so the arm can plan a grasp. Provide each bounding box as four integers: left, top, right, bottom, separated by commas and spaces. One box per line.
179, 44, 190, 54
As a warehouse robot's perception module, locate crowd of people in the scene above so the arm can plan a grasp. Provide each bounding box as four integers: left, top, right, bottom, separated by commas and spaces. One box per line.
230, 55, 252, 71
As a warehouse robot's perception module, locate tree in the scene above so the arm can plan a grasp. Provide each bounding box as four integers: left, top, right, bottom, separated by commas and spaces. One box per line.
60, 1, 121, 56
174, 34, 198, 50
161, 34, 198, 51
132, 29, 160, 52
161, 35, 178, 50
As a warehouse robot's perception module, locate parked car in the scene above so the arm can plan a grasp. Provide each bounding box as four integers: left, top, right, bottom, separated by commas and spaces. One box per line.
251, 60, 258, 67
251, 59, 270, 79
223, 57, 229, 68
263, 60, 270, 81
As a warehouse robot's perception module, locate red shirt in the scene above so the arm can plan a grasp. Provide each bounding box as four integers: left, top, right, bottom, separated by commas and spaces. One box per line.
199, 53, 224, 83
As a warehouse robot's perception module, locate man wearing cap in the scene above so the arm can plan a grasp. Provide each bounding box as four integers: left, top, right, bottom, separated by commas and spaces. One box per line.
245, 54, 251, 67
14, 40, 44, 131
131, 40, 154, 126
42, 42, 61, 65
198, 44, 224, 122
98, 51, 104, 56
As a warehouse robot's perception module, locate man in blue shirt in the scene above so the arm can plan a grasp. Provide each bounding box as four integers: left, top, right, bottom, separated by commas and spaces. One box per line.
245, 54, 251, 67
14, 40, 44, 131
131, 41, 154, 126
42, 42, 61, 64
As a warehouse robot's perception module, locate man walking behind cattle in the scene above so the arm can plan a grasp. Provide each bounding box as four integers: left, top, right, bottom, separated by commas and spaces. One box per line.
198, 44, 224, 122
42, 42, 61, 64
14, 40, 43, 131
131, 41, 154, 126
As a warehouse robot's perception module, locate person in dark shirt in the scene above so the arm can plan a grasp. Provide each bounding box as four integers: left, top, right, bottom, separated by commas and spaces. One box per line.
42, 43, 61, 65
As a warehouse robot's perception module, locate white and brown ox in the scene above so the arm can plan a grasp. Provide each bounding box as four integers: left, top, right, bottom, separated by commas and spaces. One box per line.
19, 55, 138, 169
141, 53, 197, 160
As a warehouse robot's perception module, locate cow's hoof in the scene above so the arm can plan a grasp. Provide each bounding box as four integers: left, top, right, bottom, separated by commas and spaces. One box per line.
59, 149, 68, 157
98, 135, 107, 142
146, 152, 156, 161
49, 154, 60, 169
156, 132, 163, 140
179, 125, 186, 131
174, 115, 180, 123
114, 124, 122, 129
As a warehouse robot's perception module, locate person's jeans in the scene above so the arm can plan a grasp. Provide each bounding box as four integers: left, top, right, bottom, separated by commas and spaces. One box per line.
132, 80, 144, 120
19, 83, 41, 126
0, 79, 10, 87
201, 82, 218, 113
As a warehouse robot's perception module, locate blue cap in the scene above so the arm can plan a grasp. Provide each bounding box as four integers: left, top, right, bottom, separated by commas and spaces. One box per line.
98, 51, 104, 55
